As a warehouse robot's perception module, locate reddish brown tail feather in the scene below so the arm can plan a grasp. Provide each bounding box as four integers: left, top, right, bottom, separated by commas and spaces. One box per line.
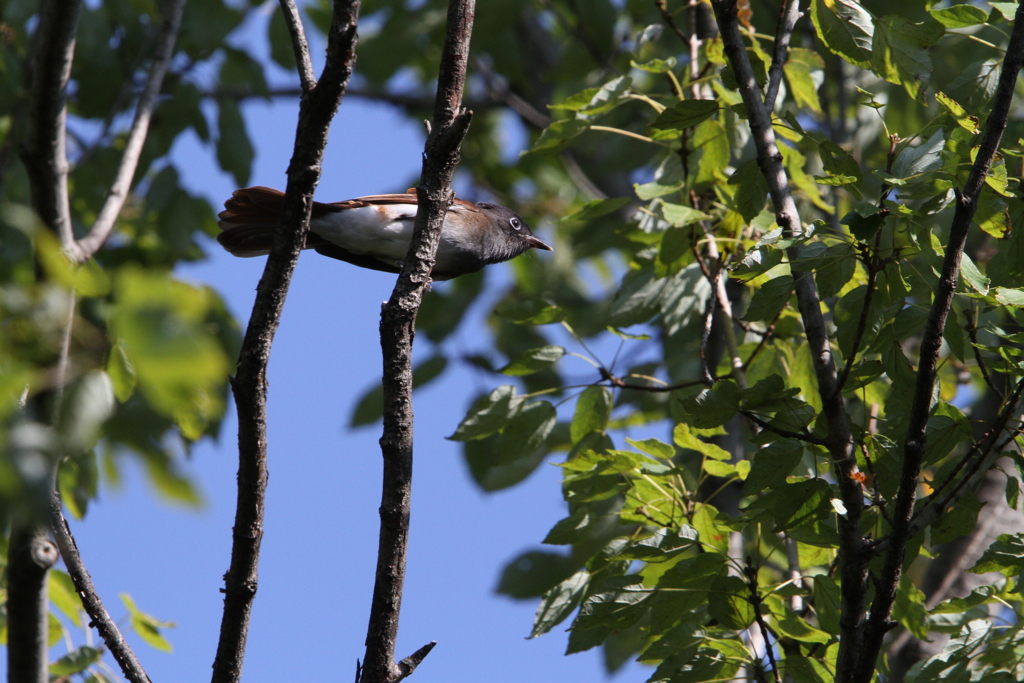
217, 186, 332, 256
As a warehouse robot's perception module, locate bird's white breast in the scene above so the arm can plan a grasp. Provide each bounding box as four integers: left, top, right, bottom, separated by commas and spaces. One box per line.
310, 204, 479, 271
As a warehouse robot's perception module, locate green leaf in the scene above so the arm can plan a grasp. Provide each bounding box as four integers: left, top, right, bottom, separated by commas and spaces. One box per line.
936, 91, 980, 134
268, 7, 296, 69
500, 345, 566, 376
989, 2, 1020, 21
493, 298, 566, 325
49, 570, 83, 628
969, 532, 1024, 578
630, 57, 678, 73
691, 503, 729, 553
106, 340, 137, 403
497, 550, 577, 599
49, 646, 101, 676
773, 479, 832, 532
812, 575, 842, 635
743, 441, 804, 495
680, 381, 740, 429
650, 99, 718, 132
351, 354, 448, 427
111, 267, 232, 440
742, 275, 793, 323
527, 119, 590, 155
660, 202, 711, 227
892, 130, 945, 179
216, 98, 253, 187
929, 5, 989, 28
449, 385, 524, 441
729, 159, 769, 222
567, 576, 654, 654
707, 575, 754, 629
571, 386, 613, 443
673, 423, 731, 460
870, 16, 943, 100
635, 180, 683, 200
810, 0, 873, 69
932, 491, 984, 545
531, 571, 589, 637
626, 437, 674, 459
561, 197, 632, 224
121, 593, 174, 653
769, 598, 831, 644
783, 48, 825, 113
841, 209, 886, 242
930, 585, 997, 614
577, 76, 632, 117
495, 401, 557, 465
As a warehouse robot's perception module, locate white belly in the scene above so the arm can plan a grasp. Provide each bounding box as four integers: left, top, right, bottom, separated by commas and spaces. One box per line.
310, 205, 477, 272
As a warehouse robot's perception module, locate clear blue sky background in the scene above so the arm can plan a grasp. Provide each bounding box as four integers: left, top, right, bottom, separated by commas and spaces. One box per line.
27, 6, 648, 683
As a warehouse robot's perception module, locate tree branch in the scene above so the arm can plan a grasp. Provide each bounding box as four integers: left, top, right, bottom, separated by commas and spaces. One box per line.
20, 0, 81, 249
278, 0, 316, 91
211, 2, 361, 682
710, 1, 867, 675
763, 0, 801, 113
362, 1, 475, 681
49, 495, 151, 683
74, 0, 185, 261
854, 7, 1024, 682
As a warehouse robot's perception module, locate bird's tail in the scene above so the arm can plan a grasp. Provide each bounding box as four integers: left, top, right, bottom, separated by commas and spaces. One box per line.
216, 186, 289, 257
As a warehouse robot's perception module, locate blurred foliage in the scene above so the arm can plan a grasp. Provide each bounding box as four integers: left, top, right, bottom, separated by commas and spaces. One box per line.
3, 0, 1024, 680
1, 0, 248, 675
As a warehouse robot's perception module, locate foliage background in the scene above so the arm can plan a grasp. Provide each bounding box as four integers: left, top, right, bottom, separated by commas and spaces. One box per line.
2, 0, 1023, 681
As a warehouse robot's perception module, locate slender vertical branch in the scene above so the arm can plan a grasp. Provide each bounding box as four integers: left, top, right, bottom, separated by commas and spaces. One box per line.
853, 7, 1024, 683
763, 0, 801, 113
11, 5, 81, 683
710, 1, 867, 676
278, 0, 316, 92
211, 2, 361, 682
20, 0, 81, 250
362, 1, 475, 681
74, 0, 185, 261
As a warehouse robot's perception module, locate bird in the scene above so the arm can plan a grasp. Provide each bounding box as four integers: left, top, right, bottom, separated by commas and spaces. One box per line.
216, 186, 552, 281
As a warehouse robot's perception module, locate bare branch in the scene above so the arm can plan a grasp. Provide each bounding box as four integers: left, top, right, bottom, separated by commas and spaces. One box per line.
763, 0, 801, 113
211, 2, 362, 682
855, 6, 1024, 682
278, 0, 316, 91
74, 0, 185, 261
20, 0, 81, 249
50, 494, 151, 683
709, 1, 867, 675
361, 1, 475, 680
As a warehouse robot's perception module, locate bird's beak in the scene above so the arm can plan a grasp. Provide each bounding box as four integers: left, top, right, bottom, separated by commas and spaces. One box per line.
527, 235, 553, 251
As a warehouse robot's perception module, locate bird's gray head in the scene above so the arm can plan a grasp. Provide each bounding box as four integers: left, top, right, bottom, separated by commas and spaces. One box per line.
477, 202, 552, 264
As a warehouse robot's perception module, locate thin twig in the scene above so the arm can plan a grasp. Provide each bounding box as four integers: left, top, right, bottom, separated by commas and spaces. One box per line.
75, 0, 185, 261
746, 564, 783, 683
278, 0, 316, 90
211, 2, 361, 682
361, 1, 475, 681
763, 0, 801, 113
855, 7, 1024, 682
699, 271, 718, 385
740, 410, 827, 446
964, 312, 1004, 400
49, 495, 151, 683
710, 1, 866, 675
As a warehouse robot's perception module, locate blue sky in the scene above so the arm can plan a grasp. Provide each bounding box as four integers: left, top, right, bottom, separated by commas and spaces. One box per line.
25, 6, 647, 683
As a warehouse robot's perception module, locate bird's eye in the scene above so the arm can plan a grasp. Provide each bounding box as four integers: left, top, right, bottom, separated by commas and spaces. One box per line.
510, 217, 522, 231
